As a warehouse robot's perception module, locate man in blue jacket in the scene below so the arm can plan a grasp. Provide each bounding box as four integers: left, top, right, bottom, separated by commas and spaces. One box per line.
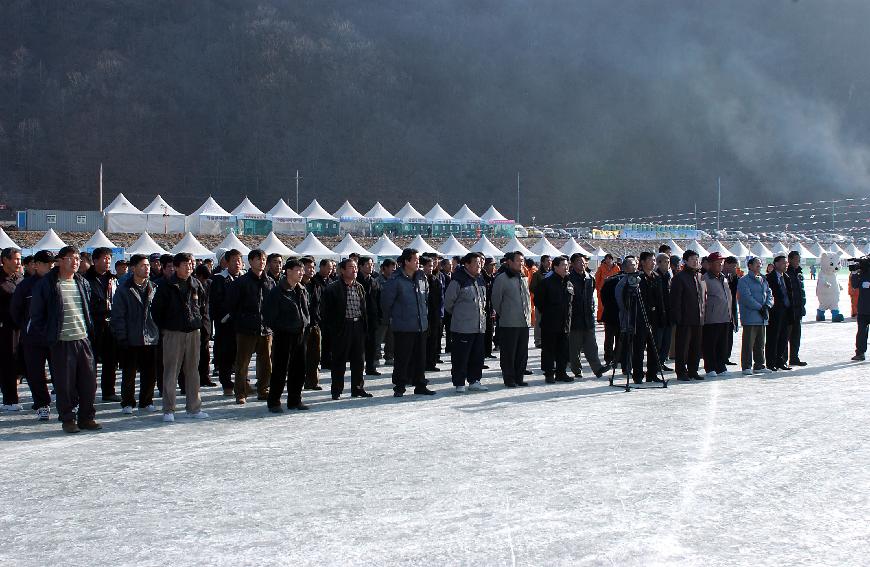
737, 257, 774, 375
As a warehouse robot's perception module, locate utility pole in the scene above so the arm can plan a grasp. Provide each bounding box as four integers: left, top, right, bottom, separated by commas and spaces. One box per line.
832, 201, 835, 231
294, 170, 303, 211
716, 176, 721, 232
99, 162, 104, 212
516, 171, 520, 224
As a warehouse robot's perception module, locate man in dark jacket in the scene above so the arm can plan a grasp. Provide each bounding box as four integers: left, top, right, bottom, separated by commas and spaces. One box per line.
381, 248, 436, 397
482, 258, 497, 359
10, 250, 54, 418
850, 264, 870, 360
264, 258, 310, 412
323, 258, 371, 399
209, 249, 243, 396
84, 247, 120, 402
655, 253, 674, 371
29, 246, 101, 433
357, 256, 382, 376
152, 252, 209, 421
422, 255, 443, 371
669, 249, 705, 381
301, 257, 324, 390
567, 253, 605, 378
600, 273, 622, 367
266, 253, 283, 286
194, 264, 215, 389
723, 256, 740, 365
534, 255, 574, 383
616, 253, 666, 383
110, 254, 160, 413
766, 255, 793, 371
786, 251, 807, 366
1, 247, 23, 411
225, 249, 275, 404
311, 259, 334, 371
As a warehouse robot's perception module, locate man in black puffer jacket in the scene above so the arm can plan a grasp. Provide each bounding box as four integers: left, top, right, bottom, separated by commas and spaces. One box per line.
533, 256, 574, 383
264, 258, 310, 412
567, 253, 605, 378
84, 247, 119, 402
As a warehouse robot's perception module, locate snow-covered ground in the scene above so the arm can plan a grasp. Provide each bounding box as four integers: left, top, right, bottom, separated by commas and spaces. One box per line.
2, 274, 868, 566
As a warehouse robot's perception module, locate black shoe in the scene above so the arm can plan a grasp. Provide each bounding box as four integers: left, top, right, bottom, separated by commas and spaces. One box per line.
660, 364, 673, 372
791, 360, 808, 367
646, 376, 663, 383
304, 385, 323, 391
725, 360, 737, 366
482, 365, 490, 369
436, 359, 445, 363
778, 365, 793, 371
425, 366, 441, 372
593, 368, 604, 378
289, 403, 310, 411
632, 376, 644, 384
572, 371, 582, 379
767, 366, 779, 372
524, 369, 533, 375
393, 390, 404, 397
852, 353, 865, 361
505, 383, 517, 388
516, 381, 530, 387
413, 386, 437, 396
692, 375, 705, 381
268, 406, 284, 414
331, 393, 341, 400
677, 376, 692, 382
202, 380, 218, 387
555, 375, 574, 383
352, 390, 373, 398
101, 394, 121, 403
365, 369, 382, 376
544, 376, 556, 384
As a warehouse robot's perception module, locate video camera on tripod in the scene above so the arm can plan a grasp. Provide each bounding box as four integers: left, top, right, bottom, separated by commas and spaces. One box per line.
846, 256, 870, 273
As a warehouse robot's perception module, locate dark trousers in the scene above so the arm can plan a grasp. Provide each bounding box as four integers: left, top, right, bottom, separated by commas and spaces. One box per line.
198, 331, 211, 385
857, 315, 870, 354
22, 340, 52, 409
213, 321, 237, 390
330, 320, 365, 396
392, 331, 426, 392
725, 322, 735, 361
443, 314, 453, 352
657, 325, 673, 365
702, 323, 730, 374
766, 310, 791, 369
120, 345, 157, 409
450, 332, 485, 387
0, 327, 19, 404
305, 325, 321, 388
484, 314, 494, 356
541, 327, 569, 378
603, 322, 620, 365
498, 326, 529, 386
674, 325, 703, 377
49, 339, 96, 423
788, 317, 802, 363
627, 327, 659, 379
320, 326, 332, 369
94, 322, 118, 397
364, 324, 378, 373
268, 330, 306, 407
426, 316, 442, 367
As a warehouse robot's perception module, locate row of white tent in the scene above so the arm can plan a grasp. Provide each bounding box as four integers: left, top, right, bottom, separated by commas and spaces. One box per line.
103, 194, 513, 234
2, 227, 864, 263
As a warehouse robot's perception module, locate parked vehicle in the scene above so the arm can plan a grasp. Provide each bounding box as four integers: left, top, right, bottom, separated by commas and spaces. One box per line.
514, 225, 528, 238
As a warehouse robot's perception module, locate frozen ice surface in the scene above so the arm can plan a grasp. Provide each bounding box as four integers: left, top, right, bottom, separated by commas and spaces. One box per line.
1, 275, 868, 566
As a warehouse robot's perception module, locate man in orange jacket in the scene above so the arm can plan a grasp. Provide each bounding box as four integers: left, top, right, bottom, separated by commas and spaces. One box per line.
594, 254, 620, 322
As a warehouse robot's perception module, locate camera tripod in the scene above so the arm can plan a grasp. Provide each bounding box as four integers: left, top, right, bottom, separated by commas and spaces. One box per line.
609, 279, 668, 392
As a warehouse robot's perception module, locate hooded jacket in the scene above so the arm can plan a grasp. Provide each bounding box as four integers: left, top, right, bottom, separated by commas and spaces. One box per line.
444, 266, 487, 334
110, 277, 160, 346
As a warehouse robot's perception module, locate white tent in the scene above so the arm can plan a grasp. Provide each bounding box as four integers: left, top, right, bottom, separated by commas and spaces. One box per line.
501, 236, 534, 257
560, 237, 592, 257
480, 206, 508, 222
364, 202, 394, 220
771, 241, 790, 255
142, 195, 185, 234
0, 227, 20, 250
688, 240, 709, 257
125, 232, 167, 258
828, 242, 848, 257
187, 197, 233, 235
267, 199, 305, 235
470, 235, 504, 258
82, 229, 118, 251
268, 199, 301, 220
171, 232, 214, 259
729, 241, 751, 258
864, 242, 870, 256
231, 197, 266, 218
665, 239, 684, 257
368, 234, 403, 257
408, 235, 438, 254
332, 233, 370, 257
530, 237, 563, 258
213, 232, 251, 257
300, 199, 337, 221
808, 242, 827, 257
32, 229, 68, 252
453, 204, 481, 222
591, 246, 609, 260
294, 233, 339, 259
103, 193, 145, 233
843, 243, 863, 258
258, 232, 295, 257
749, 241, 774, 258
424, 204, 453, 222
334, 201, 364, 220
790, 242, 817, 260
707, 240, 731, 255
395, 202, 426, 222
438, 235, 470, 257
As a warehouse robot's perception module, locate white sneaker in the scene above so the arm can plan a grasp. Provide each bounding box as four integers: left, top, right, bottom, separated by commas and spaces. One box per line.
455, 386, 466, 393
143, 404, 158, 412
705, 371, 718, 378
36, 406, 51, 421
163, 413, 175, 423
742, 369, 754, 376
1, 404, 23, 411
467, 382, 488, 392
754, 368, 773, 374
185, 411, 209, 419
121, 406, 134, 415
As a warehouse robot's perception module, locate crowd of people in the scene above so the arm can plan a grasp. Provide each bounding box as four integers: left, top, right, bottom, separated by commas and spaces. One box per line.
0, 239, 825, 434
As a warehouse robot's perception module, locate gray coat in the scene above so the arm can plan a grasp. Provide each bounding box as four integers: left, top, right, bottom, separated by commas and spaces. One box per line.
380, 268, 429, 333
703, 272, 733, 325
444, 266, 487, 334
491, 267, 531, 327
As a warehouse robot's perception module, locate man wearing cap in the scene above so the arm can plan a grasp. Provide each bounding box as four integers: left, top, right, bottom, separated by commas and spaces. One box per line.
0, 247, 23, 411
701, 252, 733, 377
10, 250, 55, 419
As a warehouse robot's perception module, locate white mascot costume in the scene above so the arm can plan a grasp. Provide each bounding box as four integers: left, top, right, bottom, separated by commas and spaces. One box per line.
816, 252, 844, 322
